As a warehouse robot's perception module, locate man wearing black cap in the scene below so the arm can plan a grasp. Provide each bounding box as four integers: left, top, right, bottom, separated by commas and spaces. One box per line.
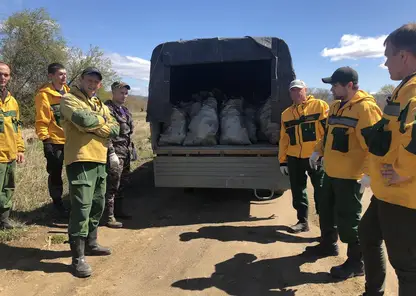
306, 67, 382, 280
61, 67, 120, 278
102, 81, 136, 228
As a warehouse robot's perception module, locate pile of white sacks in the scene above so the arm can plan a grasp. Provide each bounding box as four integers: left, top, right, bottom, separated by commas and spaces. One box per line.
158, 90, 279, 146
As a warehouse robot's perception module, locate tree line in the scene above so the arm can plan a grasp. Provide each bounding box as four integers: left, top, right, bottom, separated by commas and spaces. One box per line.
0, 8, 120, 125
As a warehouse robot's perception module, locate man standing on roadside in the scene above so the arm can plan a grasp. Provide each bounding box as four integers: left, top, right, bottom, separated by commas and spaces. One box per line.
307, 67, 382, 280
0, 61, 25, 230
102, 81, 135, 228
359, 23, 416, 296
279, 79, 328, 233
35, 63, 69, 217
61, 67, 119, 278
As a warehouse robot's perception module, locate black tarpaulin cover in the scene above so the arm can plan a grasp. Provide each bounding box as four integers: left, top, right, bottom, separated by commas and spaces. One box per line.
146, 36, 296, 124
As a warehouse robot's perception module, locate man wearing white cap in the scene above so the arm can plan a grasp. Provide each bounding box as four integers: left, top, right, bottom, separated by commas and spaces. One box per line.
278, 79, 329, 233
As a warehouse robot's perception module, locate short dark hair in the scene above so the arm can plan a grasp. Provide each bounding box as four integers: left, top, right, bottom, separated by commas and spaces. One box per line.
48, 63, 65, 74
340, 81, 359, 91
384, 23, 416, 56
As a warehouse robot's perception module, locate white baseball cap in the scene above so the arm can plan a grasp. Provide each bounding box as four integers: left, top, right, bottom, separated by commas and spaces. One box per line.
289, 79, 307, 90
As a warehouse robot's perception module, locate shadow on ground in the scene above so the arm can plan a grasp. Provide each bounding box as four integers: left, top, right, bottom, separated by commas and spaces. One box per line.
180, 225, 319, 244
0, 243, 70, 273
10, 160, 283, 232
172, 252, 339, 295
119, 160, 279, 230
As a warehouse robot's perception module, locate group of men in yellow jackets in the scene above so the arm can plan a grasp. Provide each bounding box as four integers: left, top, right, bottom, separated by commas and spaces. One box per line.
0, 62, 134, 278
279, 23, 416, 295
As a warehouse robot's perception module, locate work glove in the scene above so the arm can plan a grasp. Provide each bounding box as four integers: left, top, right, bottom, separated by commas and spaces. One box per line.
309, 152, 322, 170
357, 175, 371, 194
109, 152, 120, 167
280, 163, 289, 176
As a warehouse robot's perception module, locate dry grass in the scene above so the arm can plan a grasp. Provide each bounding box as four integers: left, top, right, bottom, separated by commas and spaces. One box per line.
14, 130, 68, 213
0, 112, 153, 242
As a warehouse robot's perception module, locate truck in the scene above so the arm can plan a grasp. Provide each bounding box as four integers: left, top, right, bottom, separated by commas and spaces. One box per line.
146, 36, 295, 200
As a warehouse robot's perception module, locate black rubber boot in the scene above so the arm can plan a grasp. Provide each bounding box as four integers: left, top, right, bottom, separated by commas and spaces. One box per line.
304, 240, 339, 258
69, 236, 92, 278
330, 242, 364, 279
0, 208, 14, 230
52, 199, 69, 218
288, 221, 310, 234
114, 199, 132, 220
289, 207, 309, 233
104, 195, 123, 228
85, 228, 112, 256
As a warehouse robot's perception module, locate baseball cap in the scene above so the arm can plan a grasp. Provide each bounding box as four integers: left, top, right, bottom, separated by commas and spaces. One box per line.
289, 79, 307, 90
322, 67, 358, 84
81, 67, 103, 80
111, 81, 131, 91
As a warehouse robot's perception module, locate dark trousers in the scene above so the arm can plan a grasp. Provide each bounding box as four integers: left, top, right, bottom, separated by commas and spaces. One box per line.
43, 143, 64, 202
287, 156, 324, 223
359, 196, 416, 296
318, 173, 363, 244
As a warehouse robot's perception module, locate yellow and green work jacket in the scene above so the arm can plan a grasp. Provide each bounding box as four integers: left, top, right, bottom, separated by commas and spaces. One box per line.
0, 91, 25, 163
368, 73, 416, 209
315, 90, 382, 180
35, 83, 70, 144
60, 86, 120, 166
279, 95, 329, 164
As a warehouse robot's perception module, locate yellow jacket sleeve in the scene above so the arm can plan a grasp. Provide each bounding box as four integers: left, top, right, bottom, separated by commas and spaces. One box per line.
393, 100, 416, 177
317, 101, 329, 142
278, 118, 289, 164
357, 102, 383, 175
34, 92, 52, 141
92, 106, 120, 139
61, 94, 107, 134
16, 103, 25, 152
317, 101, 329, 137
314, 101, 329, 156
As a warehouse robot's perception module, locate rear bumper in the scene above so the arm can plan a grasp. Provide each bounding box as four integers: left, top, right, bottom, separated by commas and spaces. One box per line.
153, 155, 290, 191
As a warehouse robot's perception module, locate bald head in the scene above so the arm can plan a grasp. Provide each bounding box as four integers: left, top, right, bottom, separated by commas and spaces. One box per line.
0, 62, 11, 90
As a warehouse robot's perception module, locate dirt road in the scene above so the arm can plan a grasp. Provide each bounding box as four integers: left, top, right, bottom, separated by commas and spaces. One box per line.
0, 162, 398, 296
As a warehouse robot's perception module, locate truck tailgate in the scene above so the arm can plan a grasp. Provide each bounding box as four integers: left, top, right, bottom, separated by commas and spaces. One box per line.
153, 153, 289, 191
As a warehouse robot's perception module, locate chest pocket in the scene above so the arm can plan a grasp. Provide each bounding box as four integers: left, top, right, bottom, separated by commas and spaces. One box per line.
50, 104, 61, 127
11, 117, 19, 133
331, 127, 350, 153
285, 126, 297, 146
365, 118, 392, 157
300, 122, 316, 142
0, 116, 4, 133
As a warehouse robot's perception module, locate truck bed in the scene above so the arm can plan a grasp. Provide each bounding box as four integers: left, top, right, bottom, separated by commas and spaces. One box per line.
155, 144, 278, 156
153, 144, 289, 193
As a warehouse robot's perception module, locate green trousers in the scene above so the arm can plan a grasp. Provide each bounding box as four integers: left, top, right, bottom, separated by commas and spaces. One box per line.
359, 196, 416, 296
0, 161, 16, 210
318, 173, 363, 244
287, 156, 324, 223
67, 162, 107, 238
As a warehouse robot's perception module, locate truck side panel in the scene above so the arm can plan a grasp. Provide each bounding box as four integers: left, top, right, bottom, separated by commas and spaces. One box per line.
154, 156, 290, 191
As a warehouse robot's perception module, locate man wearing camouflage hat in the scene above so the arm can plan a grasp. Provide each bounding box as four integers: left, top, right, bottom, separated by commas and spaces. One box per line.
102, 81, 136, 228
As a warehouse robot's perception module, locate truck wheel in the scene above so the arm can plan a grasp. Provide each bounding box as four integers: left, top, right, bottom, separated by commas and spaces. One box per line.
183, 188, 195, 194
273, 189, 286, 198
253, 189, 286, 201
253, 189, 275, 200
